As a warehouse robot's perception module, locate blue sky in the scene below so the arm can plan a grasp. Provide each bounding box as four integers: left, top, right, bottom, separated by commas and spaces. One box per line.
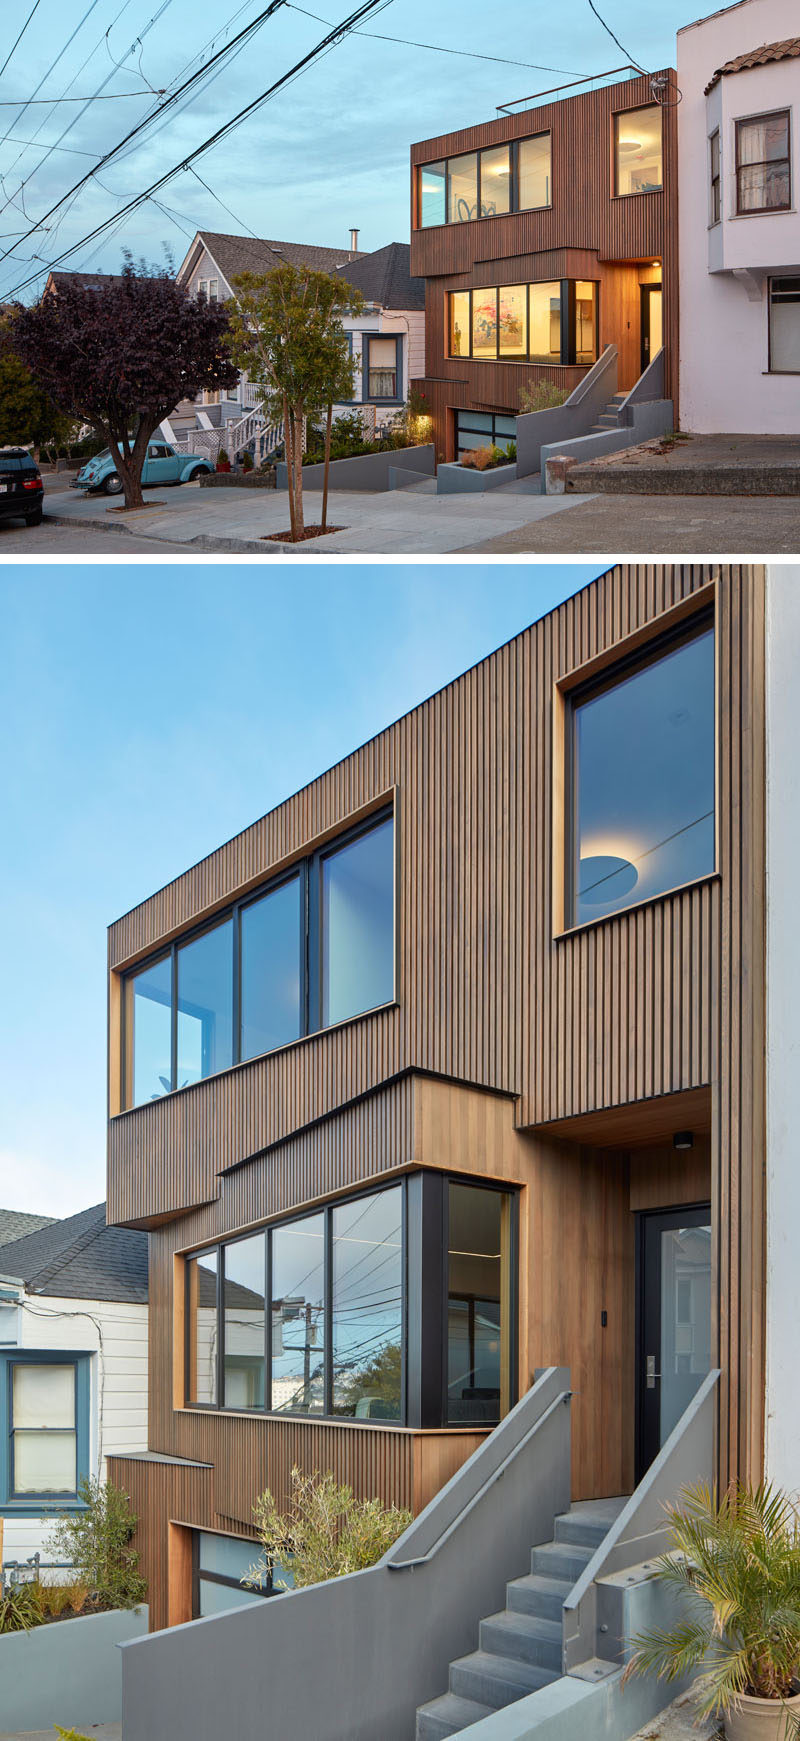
0, 563, 603, 1218
1, 0, 696, 301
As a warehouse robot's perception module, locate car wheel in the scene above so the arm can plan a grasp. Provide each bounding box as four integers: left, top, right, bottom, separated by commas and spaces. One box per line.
103, 472, 123, 495
25, 508, 43, 526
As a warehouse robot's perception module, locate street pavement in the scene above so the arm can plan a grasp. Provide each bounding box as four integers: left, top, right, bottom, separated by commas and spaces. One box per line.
461, 492, 800, 555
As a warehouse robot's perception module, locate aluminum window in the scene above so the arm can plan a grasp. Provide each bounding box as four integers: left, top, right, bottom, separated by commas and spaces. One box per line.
417, 134, 550, 227
446, 280, 598, 366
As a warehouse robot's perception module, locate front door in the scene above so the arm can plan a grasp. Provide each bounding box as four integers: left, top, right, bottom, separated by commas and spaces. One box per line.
640, 284, 663, 374
636, 1205, 712, 1481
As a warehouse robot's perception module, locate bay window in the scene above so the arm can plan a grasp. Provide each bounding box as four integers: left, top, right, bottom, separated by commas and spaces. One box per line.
736, 110, 790, 213
123, 808, 394, 1108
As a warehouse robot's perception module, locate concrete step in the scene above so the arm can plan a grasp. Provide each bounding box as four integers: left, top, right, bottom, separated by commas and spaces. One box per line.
554, 1513, 613, 1550
610, 392, 628, 403
450, 1650, 558, 1709
480, 1609, 562, 1671
531, 1540, 595, 1582
506, 1572, 571, 1622
596, 413, 621, 428
416, 1692, 494, 1739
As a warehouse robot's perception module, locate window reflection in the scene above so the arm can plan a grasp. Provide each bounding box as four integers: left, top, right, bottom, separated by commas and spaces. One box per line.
223, 1234, 266, 1409
447, 1183, 510, 1425
447, 153, 479, 223
271, 1216, 326, 1414
321, 817, 394, 1027
177, 920, 233, 1088
187, 1251, 218, 1405
126, 955, 171, 1106
240, 878, 301, 1061
571, 621, 715, 925
332, 1188, 403, 1419
420, 160, 446, 227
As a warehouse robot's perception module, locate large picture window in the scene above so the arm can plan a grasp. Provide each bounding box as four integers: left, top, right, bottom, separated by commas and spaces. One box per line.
417, 134, 551, 227
566, 612, 716, 928
123, 808, 394, 1108
447, 280, 598, 366
184, 1176, 516, 1429
736, 110, 790, 213
614, 105, 663, 195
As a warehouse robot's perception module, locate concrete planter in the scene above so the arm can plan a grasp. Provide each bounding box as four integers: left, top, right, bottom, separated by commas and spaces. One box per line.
199, 471, 276, 489
437, 461, 516, 494
724, 1687, 800, 1740
275, 443, 434, 493
0, 1603, 148, 1732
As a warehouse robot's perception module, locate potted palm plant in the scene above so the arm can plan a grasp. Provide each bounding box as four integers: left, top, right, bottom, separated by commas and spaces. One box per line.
625, 1482, 800, 1740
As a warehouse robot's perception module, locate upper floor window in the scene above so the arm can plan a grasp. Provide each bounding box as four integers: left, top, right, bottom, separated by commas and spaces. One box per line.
123, 809, 394, 1109
710, 130, 721, 225
416, 134, 551, 227
736, 110, 790, 213
614, 105, 663, 195
447, 279, 598, 366
769, 278, 800, 372
198, 277, 219, 302
567, 613, 715, 928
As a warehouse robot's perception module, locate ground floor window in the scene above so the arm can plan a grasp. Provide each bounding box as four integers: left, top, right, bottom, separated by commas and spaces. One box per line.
447, 280, 599, 366
184, 1174, 517, 1429
455, 410, 517, 458
769, 278, 800, 372
0, 1352, 89, 1511
363, 334, 402, 401
192, 1530, 289, 1618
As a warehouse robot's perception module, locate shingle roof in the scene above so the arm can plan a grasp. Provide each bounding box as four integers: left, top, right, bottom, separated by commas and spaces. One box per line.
46, 271, 127, 291
0, 1203, 148, 1304
191, 232, 359, 290
0, 1209, 56, 1248
705, 36, 800, 92
335, 242, 425, 312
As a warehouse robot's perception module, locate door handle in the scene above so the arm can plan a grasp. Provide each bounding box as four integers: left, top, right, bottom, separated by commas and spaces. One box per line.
646, 1355, 661, 1389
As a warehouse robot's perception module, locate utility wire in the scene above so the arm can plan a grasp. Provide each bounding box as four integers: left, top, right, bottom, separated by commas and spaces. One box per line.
0, 0, 106, 157
4, 0, 395, 298
0, 90, 160, 105
288, 3, 581, 76
585, 0, 646, 74
0, 0, 45, 80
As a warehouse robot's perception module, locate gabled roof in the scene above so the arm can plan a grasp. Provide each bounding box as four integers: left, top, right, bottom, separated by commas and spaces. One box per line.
0, 1209, 56, 1247
178, 231, 359, 293
0, 1202, 148, 1304
705, 36, 800, 91
336, 242, 425, 312
45, 271, 127, 294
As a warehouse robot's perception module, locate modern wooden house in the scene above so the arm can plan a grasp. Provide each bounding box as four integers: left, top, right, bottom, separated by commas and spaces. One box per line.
408, 73, 678, 460
106, 566, 767, 1638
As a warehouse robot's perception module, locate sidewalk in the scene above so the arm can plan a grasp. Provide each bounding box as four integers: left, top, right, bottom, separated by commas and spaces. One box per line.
44, 480, 590, 556
562, 433, 800, 496
632, 1690, 722, 1739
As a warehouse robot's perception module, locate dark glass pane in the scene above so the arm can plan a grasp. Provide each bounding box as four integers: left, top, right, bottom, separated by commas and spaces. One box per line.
187, 1251, 218, 1405
177, 919, 233, 1087
240, 878, 301, 1061
126, 954, 172, 1107
332, 1188, 403, 1419
419, 161, 445, 227
223, 1234, 266, 1409
321, 817, 394, 1027
270, 1214, 325, 1414
447, 1183, 505, 1425
573, 624, 715, 925
659, 1224, 711, 1443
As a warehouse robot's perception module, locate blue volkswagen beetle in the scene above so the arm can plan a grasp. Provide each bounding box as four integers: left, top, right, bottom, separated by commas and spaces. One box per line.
72, 439, 214, 495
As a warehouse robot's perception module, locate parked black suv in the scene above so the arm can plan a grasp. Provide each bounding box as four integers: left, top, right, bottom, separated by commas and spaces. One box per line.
0, 448, 44, 526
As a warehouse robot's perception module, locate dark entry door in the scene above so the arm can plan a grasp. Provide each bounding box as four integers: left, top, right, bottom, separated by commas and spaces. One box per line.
640, 284, 663, 373
636, 1205, 712, 1481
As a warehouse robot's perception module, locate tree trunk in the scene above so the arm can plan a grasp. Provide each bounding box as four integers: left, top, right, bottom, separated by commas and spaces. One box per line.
108, 429, 145, 510
282, 393, 297, 542
293, 410, 305, 539
321, 401, 332, 533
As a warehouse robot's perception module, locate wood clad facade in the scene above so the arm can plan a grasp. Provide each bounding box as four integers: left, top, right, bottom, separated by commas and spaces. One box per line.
106, 567, 767, 1630
407, 73, 679, 458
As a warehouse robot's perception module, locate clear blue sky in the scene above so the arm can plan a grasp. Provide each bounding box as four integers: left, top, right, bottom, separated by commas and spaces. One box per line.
1, 0, 694, 301
0, 563, 603, 1217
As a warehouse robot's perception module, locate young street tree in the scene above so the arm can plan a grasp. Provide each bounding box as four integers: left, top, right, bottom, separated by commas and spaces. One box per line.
12, 258, 238, 509
227, 262, 363, 541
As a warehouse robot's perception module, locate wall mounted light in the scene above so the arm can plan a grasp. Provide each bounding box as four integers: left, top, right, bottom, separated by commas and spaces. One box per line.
673, 1131, 694, 1151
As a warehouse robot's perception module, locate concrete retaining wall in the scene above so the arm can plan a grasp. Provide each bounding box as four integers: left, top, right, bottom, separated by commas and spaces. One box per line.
437, 460, 516, 493
276, 444, 435, 492
0, 1604, 147, 1732
199, 471, 277, 489
515, 348, 618, 478
542, 402, 674, 493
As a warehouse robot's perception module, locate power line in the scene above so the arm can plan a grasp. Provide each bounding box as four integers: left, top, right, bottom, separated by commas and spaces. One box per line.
585, 0, 646, 76
0, 0, 106, 158
0, 0, 45, 80
0, 90, 159, 105
288, 3, 581, 76
188, 165, 259, 238
4, 0, 396, 299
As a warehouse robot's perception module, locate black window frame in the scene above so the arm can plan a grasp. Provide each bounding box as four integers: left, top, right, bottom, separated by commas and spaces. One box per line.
191, 1529, 277, 1617
613, 103, 664, 198
564, 605, 717, 932
122, 804, 395, 1110
417, 132, 551, 229
183, 1172, 518, 1430
735, 108, 791, 216
768, 277, 800, 374
710, 129, 721, 225
446, 279, 599, 366
454, 410, 518, 459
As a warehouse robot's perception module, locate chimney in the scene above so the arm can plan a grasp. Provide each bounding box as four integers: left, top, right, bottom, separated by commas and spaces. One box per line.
349, 227, 359, 256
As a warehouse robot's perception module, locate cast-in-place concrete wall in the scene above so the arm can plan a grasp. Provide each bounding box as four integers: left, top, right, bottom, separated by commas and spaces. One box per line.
0, 1604, 147, 1732
276, 443, 435, 491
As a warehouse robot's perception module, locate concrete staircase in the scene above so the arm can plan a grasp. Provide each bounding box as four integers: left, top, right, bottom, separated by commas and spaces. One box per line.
591, 392, 628, 433
415, 1500, 626, 1740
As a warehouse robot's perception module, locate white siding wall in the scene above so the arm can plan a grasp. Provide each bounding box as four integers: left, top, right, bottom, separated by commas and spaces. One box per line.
2, 1294, 148, 1572
765, 566, 800, 1497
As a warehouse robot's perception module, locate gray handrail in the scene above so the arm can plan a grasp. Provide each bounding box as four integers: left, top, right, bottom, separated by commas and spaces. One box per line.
562, 344, 618, 408
388, 1389, 572, 1570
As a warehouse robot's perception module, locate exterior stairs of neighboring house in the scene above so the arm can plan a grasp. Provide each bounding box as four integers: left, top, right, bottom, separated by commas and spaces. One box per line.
590, 391, 629, 433
415, 1498, 627, 1741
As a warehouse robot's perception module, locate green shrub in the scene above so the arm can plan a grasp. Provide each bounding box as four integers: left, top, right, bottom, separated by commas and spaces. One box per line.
518, 380, 569, 413
45, 1477, 146, 1611
0, 1580, 43, 1632
460, 443, 511, 471
246, 1466, 412, 1592
55, 1728, 93, 1739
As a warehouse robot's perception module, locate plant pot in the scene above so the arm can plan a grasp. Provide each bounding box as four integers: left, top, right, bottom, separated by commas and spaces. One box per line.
725, 1685, 800, 1740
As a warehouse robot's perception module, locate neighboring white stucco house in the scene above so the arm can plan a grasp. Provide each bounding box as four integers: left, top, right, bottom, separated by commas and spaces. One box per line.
0, 1203, 148, 1577
677, 0, 800, 431
167, 231, 425, 460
